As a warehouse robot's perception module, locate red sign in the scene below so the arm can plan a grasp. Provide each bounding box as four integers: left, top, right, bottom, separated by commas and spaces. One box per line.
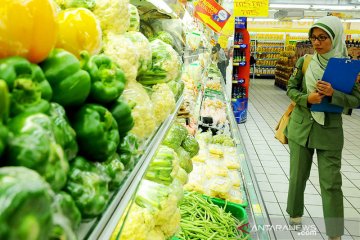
194, 0, 231, 33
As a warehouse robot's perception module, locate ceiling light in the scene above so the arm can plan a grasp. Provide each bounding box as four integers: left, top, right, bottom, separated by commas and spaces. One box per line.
270, 4, 311, 9
311, 5, 357, 10
253, 18, 279, 22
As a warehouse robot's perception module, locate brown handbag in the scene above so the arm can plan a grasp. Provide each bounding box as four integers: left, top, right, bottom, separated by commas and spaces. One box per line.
275, 101, 295, 144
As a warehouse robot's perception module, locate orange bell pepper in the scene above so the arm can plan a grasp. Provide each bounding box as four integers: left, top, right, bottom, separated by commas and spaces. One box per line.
0, 0, 58, 63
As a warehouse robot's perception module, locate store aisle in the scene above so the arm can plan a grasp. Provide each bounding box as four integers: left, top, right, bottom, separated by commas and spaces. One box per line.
239, 79, 360, 240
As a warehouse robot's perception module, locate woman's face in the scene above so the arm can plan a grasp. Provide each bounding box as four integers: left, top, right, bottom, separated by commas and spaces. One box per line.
310, 27, 332, 55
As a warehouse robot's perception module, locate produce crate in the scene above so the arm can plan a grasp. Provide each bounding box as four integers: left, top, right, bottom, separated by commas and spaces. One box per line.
172, 195, 250, 240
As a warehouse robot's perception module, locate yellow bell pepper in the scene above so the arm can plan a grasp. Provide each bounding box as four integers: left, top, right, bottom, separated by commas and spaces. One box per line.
56, 8, 102, 58
0, 0, 58, 63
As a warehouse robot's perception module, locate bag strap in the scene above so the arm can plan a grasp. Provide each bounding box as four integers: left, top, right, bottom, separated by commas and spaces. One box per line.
302, 54, 313, 75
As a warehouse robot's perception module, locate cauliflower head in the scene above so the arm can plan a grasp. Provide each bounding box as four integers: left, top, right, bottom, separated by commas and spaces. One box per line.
159, 208, 181, 238
146, 227, 165, 240
122, 81, 156, 140
155, 194, 178, 226
103, 33, 139, 82
151, 83, 176, 125
93, 0, 130, 35
119, 204, 155, 240
124, 31, 152, 74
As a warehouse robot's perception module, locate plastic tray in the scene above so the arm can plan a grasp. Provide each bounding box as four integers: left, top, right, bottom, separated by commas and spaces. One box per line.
172, 195, 250, 240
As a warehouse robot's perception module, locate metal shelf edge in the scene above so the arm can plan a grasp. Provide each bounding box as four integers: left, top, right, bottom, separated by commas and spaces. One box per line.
85, 95, 184, 240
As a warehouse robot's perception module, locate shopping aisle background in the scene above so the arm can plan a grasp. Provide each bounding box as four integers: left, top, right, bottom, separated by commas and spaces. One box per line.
239, 79, 360, 240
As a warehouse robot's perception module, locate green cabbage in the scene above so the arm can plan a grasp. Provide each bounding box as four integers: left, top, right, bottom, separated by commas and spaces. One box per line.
175, 147, 193, 173
181, 135, 200, 158
162, 123, 188, 150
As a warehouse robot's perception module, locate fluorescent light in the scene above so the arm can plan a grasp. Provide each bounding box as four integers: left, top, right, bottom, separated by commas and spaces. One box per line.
253, 19, 279, 22
345, 19, 360, 22
311, 5, 357, 10
270, 4, 311, 9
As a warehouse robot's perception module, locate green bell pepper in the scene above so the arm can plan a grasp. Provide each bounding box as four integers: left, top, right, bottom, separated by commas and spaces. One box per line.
48, 103, 78, 161
80, 52, 126, 104
6, 113, 69, 191
0, 124, 8, 158
0, 79, 10, 123
72, 104, 120, 162
0, 56, 52, 100
96, 153, 128, 191
0, 167, 53, 240
65, 156, 110, 218
40, 49, 91, 107
110, 99, 134, 138
51, 191, 81, 240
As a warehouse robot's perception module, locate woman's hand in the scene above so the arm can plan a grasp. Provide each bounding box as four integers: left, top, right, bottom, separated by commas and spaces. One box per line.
316, 80, 334, 96
308, 92, 325, 104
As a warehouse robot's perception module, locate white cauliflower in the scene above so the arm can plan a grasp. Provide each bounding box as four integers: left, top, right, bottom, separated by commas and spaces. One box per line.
119, 204, 155, 240
103, 33, 139, 82
128, 4, 140, 32
151, 83, 176, 125
146, 227, 165, 240
159, 208, 181, 238
93, 0, 130, 35
122, 81, 156, 140
154, 194, 178, 226
124, 31, 152, 74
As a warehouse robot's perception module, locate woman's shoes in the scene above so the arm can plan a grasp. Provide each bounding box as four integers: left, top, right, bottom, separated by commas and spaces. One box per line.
289, 217, 302, 226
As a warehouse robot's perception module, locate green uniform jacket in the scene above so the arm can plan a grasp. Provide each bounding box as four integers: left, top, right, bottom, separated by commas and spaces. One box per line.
284, 56, 360, 150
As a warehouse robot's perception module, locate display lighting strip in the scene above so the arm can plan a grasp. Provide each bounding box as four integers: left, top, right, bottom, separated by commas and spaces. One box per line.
269, 3, 358, 11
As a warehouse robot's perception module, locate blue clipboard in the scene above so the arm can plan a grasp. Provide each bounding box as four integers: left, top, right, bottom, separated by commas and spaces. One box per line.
311, 58, 360, 113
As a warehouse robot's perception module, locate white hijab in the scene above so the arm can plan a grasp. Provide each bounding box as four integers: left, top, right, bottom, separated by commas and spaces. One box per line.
305, 16, 348, 125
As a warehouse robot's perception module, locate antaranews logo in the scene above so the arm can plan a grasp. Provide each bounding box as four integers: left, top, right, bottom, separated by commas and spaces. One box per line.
247, 224, 318, 236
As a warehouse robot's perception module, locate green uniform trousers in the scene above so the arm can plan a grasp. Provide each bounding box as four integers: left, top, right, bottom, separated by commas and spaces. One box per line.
286, 139, 344, 237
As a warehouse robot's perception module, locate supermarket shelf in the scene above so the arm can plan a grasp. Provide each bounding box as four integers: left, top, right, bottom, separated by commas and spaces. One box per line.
256, 46, 284, 48
255, 74, 275, 77
257, 58, 278, 60
233, 62, 246, 66
81, 95, 184, 240
255, 40, 285, 43
256, 65, 276, 68
256, 51, 281, 54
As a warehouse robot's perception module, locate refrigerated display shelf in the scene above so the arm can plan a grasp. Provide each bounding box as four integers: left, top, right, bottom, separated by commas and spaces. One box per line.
77, 95, 184, 240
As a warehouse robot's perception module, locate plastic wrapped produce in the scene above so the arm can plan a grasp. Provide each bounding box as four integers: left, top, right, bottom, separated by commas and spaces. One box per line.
122, 81, 156, 140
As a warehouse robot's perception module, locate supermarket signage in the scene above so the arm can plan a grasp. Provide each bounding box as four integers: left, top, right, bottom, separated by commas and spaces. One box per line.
234, 0, 269, 17
194, 0, 231, 33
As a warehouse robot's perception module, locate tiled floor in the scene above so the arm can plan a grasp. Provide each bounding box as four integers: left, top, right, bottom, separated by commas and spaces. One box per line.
239, 79, 360, 240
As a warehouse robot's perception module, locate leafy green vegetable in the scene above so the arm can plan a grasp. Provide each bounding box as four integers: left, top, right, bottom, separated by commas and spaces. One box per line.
55, 0, 96, 10
162, 123, 188, 150
212, 134, 235, 147
118, 133, 140, 170
97, 153, 128, 191
128, 4, 140, 32
0, 167, 53, 240
175, 147, 193, 173
181, 135, 200, 158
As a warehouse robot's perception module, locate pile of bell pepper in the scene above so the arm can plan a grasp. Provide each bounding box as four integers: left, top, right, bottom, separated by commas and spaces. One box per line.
0, 48, 140, 239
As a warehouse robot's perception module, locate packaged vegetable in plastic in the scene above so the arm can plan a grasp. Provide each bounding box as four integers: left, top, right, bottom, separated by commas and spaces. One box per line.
103, 32, 139, 82
146, 228, 165, 240
128, 4, 140, 32
159, 208, 181, 238
122, 81, 156, 140
6, 113, 69, 191
115, 203, 155, 240
228, 170, 241, 187
65, 156, 110, 218
184, 170, 206, 194
175, 146, 193, 173
93, 0, 130, 35
51, 191, 81, 240
151, 83, 176, 125
225, 155, 241, 170
151, 31, 175, 46
48, 103, 78, 161
137, 39, 182, 85
162, 123, 188, 150
0, 167, 54, 240
175, 167, 188, 185
0, 0, 58, 63
228, 188, 244, 204
145, 145, 179, 186
117, 133, 140, 170
206, 176, 232, 199
205, 160, 228, 178
124, 31, 152, 74
56, 8, 102, 58
181, 134, 200, 157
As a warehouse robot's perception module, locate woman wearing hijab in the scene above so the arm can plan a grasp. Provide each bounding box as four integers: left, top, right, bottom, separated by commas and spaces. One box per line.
284, 16, 360, 240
